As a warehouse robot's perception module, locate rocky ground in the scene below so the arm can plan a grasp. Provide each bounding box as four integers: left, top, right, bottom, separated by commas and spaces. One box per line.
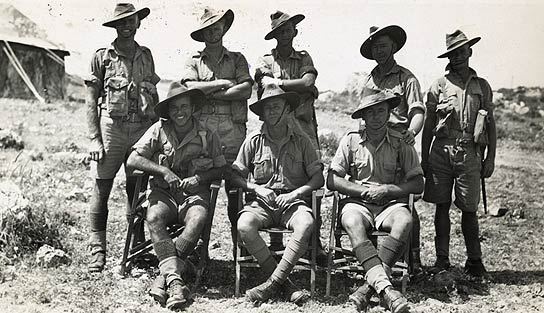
0, 98, 543, 313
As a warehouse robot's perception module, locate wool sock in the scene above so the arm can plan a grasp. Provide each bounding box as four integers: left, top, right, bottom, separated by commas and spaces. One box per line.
353, 240, 382, 271
270, 237, 307, 284
242, 234, 277, 275
378, 235, 406, 268
175, 236, 198, 260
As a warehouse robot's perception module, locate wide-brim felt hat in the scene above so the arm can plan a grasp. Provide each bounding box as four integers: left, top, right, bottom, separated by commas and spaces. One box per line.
190, 7, 234, 42
103, 3, 150, 28
438, 29, 481, 58
351, 89, 400, 119
264, 11, 305, 40
155, 82, 207, 119
360, 25, 407, 59
249, 85, 300, 118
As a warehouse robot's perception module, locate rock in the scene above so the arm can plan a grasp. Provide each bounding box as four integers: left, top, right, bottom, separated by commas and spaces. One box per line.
0, 129, 24, 150
36, 244, 71, 267
490, 206, 509, 217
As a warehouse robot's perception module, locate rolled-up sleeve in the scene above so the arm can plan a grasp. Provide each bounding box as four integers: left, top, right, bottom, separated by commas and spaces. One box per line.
478, 78, 494, 111
234, 53, 253, 85
180, 57, 199, 84
232, 137, 254, 177
301, 137, 323, 178
425, 80, 441, 115
299, 53, 318, 78
132, 123, 161, 159
254, 56, 273, 83
329, 134, 351, 178
208, 131, 227, 168
84, 50, 104, 89
401, 144, 424, 180
405, 75, 425, 116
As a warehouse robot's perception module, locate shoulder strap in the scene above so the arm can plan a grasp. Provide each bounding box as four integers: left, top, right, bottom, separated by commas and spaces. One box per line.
198, 130, 208, 157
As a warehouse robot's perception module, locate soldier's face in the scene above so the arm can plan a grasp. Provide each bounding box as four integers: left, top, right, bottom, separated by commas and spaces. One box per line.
447, 44, 472, 70
262, 98, 287, 125
371, 35, 396, 65
114, 15, 140, 39
361, 102, 390, 130
202, 19, 225, 44
168, 96, 194, 127
274, 22, 297, 45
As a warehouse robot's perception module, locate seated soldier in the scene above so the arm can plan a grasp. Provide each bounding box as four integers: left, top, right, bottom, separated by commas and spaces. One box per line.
230, 85, 324, 305
127, 82, 225, 310
327, 90, 423, 313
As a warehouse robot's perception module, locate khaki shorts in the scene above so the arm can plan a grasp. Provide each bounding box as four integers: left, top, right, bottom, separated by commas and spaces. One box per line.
423, 139, 481, 212
239, 199, 313, 230
340, 199, 409, 230
147, 187, 210, 223
198, 114, 246, 164
90, 116, 152, 179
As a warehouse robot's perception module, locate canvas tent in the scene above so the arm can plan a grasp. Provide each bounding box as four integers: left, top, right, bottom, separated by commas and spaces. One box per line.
0, 3, 70, 102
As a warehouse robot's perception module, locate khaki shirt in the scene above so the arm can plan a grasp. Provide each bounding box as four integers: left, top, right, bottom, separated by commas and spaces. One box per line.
85, 40, 160, 118
255, 49, 318, 122
181, 47, 253, 123
362, 62, 425, 128
426, 67, 493, 139
133, 117, 226, 195
330, 129, 423, 185
232, 124, 323, 191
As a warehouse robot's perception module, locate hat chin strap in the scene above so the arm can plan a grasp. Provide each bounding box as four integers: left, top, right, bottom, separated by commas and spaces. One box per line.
271, 105, 288, 127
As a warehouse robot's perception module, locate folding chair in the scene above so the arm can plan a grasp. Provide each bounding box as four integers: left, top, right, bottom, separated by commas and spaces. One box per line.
120, 169, 220, 290
234, 188, 324, 297
325, 192, 415, 296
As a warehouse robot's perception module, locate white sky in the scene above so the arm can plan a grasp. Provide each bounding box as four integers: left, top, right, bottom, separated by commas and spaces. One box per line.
3, 0, 544, 91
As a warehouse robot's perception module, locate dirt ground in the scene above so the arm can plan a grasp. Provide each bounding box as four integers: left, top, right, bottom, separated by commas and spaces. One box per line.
0, 98, 543, 313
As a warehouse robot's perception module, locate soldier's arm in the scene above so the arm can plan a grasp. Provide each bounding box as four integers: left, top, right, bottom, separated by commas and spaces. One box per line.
421, 82, 439, 168
385, 175, 424, 198
280, 72, 317, 93
405, 75, 426, 136
184, 80, 235, 95
326, 170, 369, 197
211, 81, 252, 100
86, 85, 101, 141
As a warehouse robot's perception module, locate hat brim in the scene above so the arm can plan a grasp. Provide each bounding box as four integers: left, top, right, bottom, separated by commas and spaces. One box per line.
249, 92, 300, 118
360, 25, 407, 59
155, 89, 208, 119
190, 9, 234, 42
351, 96, 400, 119
103, 8, 150, 28
264, 14, 305, 40
437, 37, 481, 58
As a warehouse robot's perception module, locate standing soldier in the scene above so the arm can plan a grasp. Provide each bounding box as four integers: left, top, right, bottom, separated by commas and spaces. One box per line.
359, 25, 425, 271
421, 29, 496, 277
84, 3, 160, 273
254, 11, 324, 257
181, 7, 253, 254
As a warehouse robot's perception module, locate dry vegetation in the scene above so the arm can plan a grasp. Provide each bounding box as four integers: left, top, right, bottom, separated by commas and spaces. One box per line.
0, 95, 543, 313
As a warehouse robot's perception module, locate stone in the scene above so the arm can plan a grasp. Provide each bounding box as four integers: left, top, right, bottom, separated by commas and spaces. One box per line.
36, 244, 71, 267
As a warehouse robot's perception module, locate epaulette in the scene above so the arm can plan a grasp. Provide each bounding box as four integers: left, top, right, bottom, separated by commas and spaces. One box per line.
191, 51, 203, 58
299, 50, 309, 55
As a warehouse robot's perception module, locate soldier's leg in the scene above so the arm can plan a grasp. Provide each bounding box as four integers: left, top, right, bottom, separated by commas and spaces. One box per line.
411, 205, 422, 271
88, 178, 114, 272
378, 205, 413, 269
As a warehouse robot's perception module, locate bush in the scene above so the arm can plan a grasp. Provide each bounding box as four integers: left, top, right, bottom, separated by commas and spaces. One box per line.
319, 131, 340, 162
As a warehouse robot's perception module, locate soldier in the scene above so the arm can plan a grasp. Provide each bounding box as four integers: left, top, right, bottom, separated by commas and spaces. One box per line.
421, 29, 496, 277
231, 85, 324, 305
359, 25, 426, 271
254, 10, 326, 259
84, 3, 160, 273
181, 7, 253, 253
127, 82, 226, 309
327, 91, 423, 313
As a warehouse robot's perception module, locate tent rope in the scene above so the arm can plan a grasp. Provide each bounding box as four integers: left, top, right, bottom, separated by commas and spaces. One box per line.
1, 40, 46, 103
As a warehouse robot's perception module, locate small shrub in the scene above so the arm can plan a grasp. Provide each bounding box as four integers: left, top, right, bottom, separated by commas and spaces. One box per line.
319, 132, 340, 162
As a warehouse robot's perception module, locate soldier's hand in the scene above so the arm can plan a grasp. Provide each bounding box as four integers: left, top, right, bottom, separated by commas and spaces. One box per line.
276, 191, 299, 209
361, 185, 389, 203
180, 175, 199, 191
89, 138, 105, 163
402, 129, 416, 146
163, 170, 183, 191
255, 186, 276, 205
261, 76, 281, 87
481, 158, 495, 178
218, 79, 235, 89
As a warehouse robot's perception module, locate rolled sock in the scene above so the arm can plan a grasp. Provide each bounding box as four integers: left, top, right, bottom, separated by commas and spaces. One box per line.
154, 239, 184, 280
90, 212, 108, 233
89, 230, 106, 253
378, 236, 406, 268
271, 237, 307, 284
176, 236, 198, 260
365, 265, 392, 294
353, 240, 382, 272
242, 234, 277, 275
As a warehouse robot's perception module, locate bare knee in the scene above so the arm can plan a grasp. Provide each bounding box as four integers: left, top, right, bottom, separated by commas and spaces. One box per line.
291, 212, 314, 240
342, 213, 367, 233
184, 205, 208, 233
390, 210, 413, 239
146, 204, 169, 231
237, 213, 260, 240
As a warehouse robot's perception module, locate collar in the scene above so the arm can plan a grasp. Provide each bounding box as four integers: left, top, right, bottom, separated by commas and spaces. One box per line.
359, 127, 392, 147
261, 122, 295, 142
271, 48, 301, 60
371, 60, 400, 78
200, 46, 230, 62
108, 40, 142, 59
162, 117, 202, 149
445, 64, 478, 76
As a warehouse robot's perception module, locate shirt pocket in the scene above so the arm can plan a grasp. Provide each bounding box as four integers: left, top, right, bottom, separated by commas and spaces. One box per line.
189, 157, 214, 176
353, 154, 371, 182
283, 152, 307, 182
252, 153, 274, 184
105, 76, 130, 116
383, 161, 398, 184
